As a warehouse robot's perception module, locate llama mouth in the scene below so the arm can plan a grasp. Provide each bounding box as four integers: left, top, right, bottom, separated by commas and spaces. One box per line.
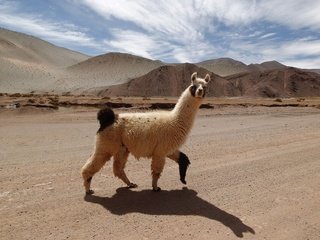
195, 94, 205, 99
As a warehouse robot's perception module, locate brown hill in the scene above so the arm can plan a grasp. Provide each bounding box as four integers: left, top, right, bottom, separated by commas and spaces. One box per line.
197, 58, 249, 76
226, 67, 320, 97
197, 59, 288, 77
92, 63, 239, 97
248, 61, 286, 72
0, 28, 89, 93
66, 52, 164, 89
0, 28, 89, 67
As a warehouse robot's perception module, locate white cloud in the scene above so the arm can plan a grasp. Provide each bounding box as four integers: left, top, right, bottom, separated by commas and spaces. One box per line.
103, 29, 172, 59
196, 0, 258, 26
262, 39, 320, 58
230, 38, 320, 68
80, 0, 201, 43
79, 0, 320, 67
1, 0, 319, 68
81, 0, 320, 32
103, 28, 216, 63
80, 0, 218, 62
258, 0, 320, 30
198, 0, 320, 31
283, 58, 320, 69
259, 33, 276, 39
0, 0, 102, 50
88, 1, 219, 61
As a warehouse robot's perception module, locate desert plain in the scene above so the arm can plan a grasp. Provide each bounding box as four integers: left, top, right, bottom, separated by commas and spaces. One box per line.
1, 98, 320, 240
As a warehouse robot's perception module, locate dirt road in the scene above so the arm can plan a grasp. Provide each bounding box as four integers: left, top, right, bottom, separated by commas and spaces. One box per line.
1, 106, 319, 240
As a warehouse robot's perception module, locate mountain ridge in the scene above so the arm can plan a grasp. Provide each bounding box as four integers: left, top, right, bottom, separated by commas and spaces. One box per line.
1, 27, 319, 97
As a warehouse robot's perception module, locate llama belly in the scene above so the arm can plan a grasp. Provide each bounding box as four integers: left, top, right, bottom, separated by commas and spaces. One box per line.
122, 127, 187, 159
122, 131, 158, 159
127, 143, 155, 159
119, 112, 189, 158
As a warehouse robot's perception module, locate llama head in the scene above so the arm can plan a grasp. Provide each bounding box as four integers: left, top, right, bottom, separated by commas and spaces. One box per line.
189, 72, 211, 98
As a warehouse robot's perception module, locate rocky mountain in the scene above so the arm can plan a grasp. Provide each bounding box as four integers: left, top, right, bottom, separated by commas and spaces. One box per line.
94, 63, 236, 97
96, 65, 320, 98
248, 61, 287, 72
225, 67, 320, 98
94, 63, 238, 97
196, 58, 248, 76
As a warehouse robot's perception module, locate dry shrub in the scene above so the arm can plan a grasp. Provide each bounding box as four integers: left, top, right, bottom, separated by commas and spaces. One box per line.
10, 93, 22, 97
48, 96, 59, 104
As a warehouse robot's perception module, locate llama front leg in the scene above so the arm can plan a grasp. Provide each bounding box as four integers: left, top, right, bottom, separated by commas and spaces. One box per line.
167, 150, 191, 184
81, 152, 111, 194
151, 157, 165, 192
113, 146, 137, 188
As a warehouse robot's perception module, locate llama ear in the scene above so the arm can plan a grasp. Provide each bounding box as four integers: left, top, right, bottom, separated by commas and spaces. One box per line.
204, 74, 211, 83
191, 72, 197, 83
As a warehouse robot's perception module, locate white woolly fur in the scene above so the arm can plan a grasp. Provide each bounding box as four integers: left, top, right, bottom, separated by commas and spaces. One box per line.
81, 72, 211, 193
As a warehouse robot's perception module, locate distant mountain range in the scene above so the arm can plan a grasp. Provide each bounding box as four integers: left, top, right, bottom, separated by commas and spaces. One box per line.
1, 28, 319, 98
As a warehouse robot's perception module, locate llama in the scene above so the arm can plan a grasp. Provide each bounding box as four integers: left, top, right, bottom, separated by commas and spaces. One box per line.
81, 72, 211, 194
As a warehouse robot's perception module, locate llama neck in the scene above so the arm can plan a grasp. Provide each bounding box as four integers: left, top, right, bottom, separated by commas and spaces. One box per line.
171, 88, 202, 130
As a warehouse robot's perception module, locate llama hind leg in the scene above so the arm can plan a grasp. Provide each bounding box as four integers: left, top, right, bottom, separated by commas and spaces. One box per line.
167, 150, 191, 184
81, 153, 111, 194
113, 146, 137, 188
151, 157, 165, 192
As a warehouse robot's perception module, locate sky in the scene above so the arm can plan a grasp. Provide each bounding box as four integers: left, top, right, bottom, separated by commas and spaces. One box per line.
0, 0, 320, 69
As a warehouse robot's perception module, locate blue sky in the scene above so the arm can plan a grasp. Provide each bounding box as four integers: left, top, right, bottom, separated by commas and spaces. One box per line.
1, 0, 320, 68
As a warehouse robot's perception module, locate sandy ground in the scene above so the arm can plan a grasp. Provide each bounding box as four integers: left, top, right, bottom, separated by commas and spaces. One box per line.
1, 106, 320, 240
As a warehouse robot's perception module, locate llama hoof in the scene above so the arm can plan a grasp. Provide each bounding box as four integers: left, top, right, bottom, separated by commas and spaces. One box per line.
128, 183, 138, 188
152, 187, 161, 192
180, 178, 187, 184
86, 189, 94, 195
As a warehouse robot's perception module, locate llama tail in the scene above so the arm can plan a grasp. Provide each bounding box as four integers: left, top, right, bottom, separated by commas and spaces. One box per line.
97, 107, 116, 133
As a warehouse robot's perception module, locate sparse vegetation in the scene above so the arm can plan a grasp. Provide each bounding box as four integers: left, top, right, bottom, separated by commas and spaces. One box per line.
27, 98, 36, 103
62, 92, 71, 96
10, 93, 22, 97
297, 98, 305, 102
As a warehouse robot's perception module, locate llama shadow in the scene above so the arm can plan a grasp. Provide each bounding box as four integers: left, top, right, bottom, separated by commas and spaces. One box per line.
84, 187, 255, 238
